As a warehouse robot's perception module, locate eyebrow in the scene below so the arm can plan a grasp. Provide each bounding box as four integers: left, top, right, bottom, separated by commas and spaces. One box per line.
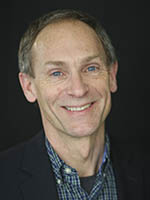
44, 54, 101, 67
81, 54, 101, 64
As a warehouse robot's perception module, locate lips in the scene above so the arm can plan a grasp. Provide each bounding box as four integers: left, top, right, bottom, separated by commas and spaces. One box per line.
62, 102, 95, 112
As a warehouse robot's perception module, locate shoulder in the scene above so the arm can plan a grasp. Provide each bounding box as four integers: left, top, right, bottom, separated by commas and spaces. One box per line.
0, 130, 47, 199
0, 140, 26, 171
0, 130, 44, 174
0, 140, 26, 196
109, 136, 146, 174
109, 136, 144, 161
110, 137, 150, 199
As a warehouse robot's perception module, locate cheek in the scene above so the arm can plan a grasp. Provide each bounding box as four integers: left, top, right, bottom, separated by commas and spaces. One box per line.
56, 86, 64, 94
34, 80, 51, 106
93, 78, 110, 95
38, 82, 64, 107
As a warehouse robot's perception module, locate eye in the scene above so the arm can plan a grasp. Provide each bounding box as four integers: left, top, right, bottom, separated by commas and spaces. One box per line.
51, 71, 63, 77
87, 66, 97, 72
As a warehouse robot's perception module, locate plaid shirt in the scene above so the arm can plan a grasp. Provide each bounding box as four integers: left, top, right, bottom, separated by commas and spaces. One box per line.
45, 134, 117, 200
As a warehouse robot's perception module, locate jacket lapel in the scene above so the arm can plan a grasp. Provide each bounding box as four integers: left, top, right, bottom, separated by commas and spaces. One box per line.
18, 131, 59, 200
111, 142, 143, 200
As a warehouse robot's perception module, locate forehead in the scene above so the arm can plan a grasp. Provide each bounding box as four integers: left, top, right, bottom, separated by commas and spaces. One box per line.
32, 20, 106, 67
35, 19, 100, 44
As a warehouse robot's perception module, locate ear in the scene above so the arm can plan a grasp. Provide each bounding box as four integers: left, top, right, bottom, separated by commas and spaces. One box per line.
18, 72, 37, 103
109, 61, 118, 93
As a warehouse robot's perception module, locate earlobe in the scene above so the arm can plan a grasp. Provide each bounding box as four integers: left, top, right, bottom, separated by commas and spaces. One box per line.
18, 72, 37, 103
109, 61, 118, 93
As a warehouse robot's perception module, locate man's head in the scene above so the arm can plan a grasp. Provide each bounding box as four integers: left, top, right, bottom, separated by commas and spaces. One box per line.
18, 9, 118, 138
18, 9, 117, 77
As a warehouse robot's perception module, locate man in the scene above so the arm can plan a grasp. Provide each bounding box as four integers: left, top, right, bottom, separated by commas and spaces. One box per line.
1, 9, 148, 200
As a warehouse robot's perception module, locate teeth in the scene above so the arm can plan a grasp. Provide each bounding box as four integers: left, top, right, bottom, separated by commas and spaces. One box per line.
66, 103, 91, 111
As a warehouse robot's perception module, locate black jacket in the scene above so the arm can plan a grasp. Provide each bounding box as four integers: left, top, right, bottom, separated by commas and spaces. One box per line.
0, 130, 149, 200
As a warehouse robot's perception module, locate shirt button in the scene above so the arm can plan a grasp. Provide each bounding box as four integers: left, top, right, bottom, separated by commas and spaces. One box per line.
57, 179, 61, 184
103, 173, 106, 178
65, 167, 72, 174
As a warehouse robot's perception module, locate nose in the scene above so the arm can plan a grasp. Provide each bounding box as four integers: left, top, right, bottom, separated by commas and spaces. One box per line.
66, 72, 89, 97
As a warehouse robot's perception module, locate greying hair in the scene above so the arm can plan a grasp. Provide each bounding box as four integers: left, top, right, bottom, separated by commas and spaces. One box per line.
18, 9, 117, 77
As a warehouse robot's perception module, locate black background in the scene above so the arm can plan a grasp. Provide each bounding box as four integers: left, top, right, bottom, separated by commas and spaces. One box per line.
3, 1, 150, 152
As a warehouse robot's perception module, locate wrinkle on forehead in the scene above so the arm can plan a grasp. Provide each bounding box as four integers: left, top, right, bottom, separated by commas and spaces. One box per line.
31, 20, 107, 71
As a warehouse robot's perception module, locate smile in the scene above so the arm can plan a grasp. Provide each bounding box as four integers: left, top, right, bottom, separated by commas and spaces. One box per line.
63, 103, 94, 112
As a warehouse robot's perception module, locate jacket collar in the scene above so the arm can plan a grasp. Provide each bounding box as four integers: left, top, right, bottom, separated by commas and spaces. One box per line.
18, 130, 59, 200
110, 138, 143, 200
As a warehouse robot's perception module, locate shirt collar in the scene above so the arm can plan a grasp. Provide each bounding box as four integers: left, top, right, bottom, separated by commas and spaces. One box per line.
98, 133, 110, 175
45, 137, 64, 175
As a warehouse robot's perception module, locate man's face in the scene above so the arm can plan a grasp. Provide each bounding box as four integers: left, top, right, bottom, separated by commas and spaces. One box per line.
21, 20, 118, 138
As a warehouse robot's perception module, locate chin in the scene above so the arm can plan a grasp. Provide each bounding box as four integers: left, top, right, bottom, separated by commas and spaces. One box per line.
66, 125, 100, 138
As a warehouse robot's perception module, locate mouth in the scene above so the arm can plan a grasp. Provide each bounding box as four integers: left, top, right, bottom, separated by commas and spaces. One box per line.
62, 102, 95, 112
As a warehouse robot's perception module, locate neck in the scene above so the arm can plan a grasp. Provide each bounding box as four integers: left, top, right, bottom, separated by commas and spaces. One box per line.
44, 124, 105, 177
